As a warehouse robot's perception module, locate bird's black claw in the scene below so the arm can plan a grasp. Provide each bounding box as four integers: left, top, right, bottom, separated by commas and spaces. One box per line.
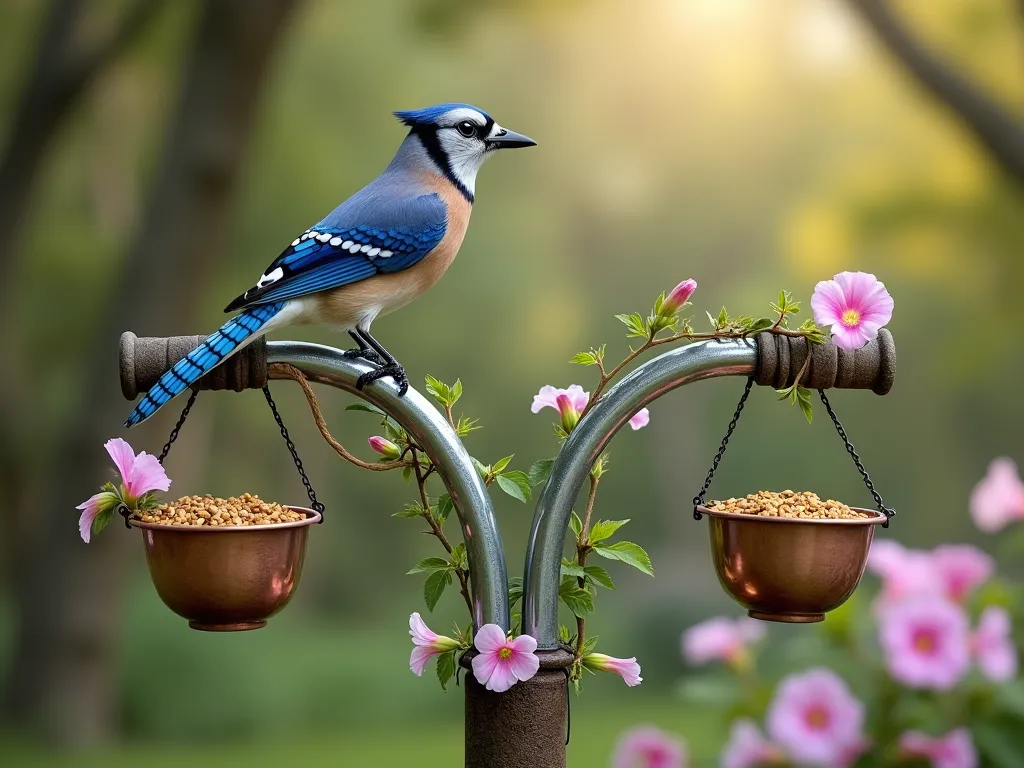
356, 363, 408, 396
343, 347, 385, 366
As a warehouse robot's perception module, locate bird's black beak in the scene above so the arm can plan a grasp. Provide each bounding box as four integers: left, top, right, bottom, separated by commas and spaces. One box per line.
487, 127, 536, 149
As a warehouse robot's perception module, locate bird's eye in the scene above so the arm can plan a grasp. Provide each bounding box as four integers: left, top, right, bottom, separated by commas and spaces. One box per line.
456, 121, 477, 138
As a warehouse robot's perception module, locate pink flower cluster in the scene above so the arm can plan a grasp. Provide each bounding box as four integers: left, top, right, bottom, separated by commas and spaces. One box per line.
868, 540, 1016, 689
681, 616, 765, 669
900, 728, 978, 768
970, 458, 1024, 533
612, 726, 687, 768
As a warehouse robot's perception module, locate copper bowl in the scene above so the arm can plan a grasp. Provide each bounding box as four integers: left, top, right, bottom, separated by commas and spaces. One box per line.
130, 506, 321, 631
698, 504, 886, 623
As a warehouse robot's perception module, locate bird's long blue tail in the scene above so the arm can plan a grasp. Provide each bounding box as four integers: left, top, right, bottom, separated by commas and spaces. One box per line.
125, 302, 285, 427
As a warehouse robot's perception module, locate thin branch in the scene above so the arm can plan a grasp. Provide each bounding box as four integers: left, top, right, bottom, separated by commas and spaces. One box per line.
847, 0, 1024, 185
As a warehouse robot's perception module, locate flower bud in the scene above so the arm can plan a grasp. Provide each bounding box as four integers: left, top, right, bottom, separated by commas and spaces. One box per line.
556, 393, 580, 433
659, 278, 697, 317
368, 436, 401, 459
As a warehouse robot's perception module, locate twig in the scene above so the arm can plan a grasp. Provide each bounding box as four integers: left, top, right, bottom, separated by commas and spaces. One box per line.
574, 473, 601, 657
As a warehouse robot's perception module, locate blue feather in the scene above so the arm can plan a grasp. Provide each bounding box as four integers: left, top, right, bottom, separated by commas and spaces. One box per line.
124, 302, 284, 427
394, 103, 491, 127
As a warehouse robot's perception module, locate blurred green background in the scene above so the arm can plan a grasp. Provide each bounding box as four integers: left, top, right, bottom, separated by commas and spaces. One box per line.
0, 0, 1021, 765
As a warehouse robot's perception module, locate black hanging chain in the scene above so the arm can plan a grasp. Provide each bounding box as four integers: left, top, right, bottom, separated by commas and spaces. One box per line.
692, 378, 754, 520
263, 384, 326, 522
818, 389, 896, 528
158, 388, 199, 464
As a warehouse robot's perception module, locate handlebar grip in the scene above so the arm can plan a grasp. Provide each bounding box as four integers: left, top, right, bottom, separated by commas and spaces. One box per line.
754, 329, 895, 395
119, 331, 268, 401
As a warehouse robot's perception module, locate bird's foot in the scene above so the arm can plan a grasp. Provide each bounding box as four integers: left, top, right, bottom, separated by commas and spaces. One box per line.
343, 347, 385, 366
356, 363, 409, 396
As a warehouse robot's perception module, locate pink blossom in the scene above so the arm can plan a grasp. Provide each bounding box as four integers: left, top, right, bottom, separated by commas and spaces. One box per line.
867, 540, 941, 607
970, 458, 1024, 533
765, 668, 865, 766
531, 385, 650, 432
470, 624, 539, 693
408, 612, 461, 676
900, 728, 978, 768
368, 436, 401, 459
972, 606, 1017, 682
682, 616, 765, 668
104, 437, 171, 500
581, 652, 642, 686
75, 491, 119, 544
811, 271, 894, 350
931, 545, 994, 603
659, 278, 697, 317
720, 719, 784, 768
879, 596, 971, 690
611, 725, 687, 768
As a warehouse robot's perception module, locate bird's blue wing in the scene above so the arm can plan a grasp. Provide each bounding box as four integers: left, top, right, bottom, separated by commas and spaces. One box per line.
225, 192, 447, 311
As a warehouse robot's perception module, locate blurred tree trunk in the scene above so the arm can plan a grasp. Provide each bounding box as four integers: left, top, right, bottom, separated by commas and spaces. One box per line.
847, 0, 1024, 186
3, 0, 299, 746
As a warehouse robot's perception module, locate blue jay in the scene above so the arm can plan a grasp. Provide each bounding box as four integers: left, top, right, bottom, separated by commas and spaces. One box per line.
126, 103, 535, 427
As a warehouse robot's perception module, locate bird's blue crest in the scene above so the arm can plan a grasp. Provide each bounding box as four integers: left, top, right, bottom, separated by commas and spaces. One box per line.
394, 103, 492, 127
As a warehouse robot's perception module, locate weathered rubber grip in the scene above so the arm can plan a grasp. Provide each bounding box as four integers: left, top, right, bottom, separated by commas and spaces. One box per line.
119, 331, 268, 401
754, 328, 895, 395
462, 649, 571, 768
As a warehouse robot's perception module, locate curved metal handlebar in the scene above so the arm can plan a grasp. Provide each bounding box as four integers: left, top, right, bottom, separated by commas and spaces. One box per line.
118, 332, 510, 631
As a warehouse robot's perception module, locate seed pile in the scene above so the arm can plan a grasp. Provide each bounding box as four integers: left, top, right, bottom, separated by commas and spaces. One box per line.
135, 494, 306, 527
708, 490, 869, 520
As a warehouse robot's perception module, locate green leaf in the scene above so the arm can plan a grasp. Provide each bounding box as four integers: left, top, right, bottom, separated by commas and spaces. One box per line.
345, 402, 386, 416
424, 374, 449, 404
436, 650, 456, 691
570, 511, 583, 538
436, 494, 454, 526
716, 306, 729, 328
392, 503, 425, 518
588, 519, 629, 544
402, 466, 413, 482
496, 471, 531, 503
508, 576, 523, 608
471, 457, 490, 479
706, 310, 718, 329
797, 386, 814, 424
559, 578, 595, 617
455, 415, 481, 436
747, 317, 773, 332
423, 569, 452, 612
92, 507, 115, 537
450, 379, 463, 406
492, 455, 514, 474
560, 560, 587, 579
580, 635, 599, 656
615, 313, 647, 339
528, 459, 555, 488
406, 557, 451, 574
592, 541, 654, 576
558, 624, 572, 644
584, 565, 615, 590
451, 542, 468, 569
570, 351, 597, 365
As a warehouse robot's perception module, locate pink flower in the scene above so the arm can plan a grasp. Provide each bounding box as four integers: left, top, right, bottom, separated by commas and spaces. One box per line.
105, 437, 171, 500
879, 596, 971, 690
765, 668, 866, 766
75, 491, 119, 544
581, 652, 642, 686
720, 719, 784, 768
612, 726, 687, 768
811, 271, 894, 350
682, 616, 765, 668
900, 728, 978, 768
970, 458, 1024, 533
408, 612, 461, 676
972, 606, 1017, 682
931, 545, 994, 603
368, 435, 401, 459
470, 624, 539, 693
868, 540, 941, 607
659, 278, 697, 317
531, 384, 650, 432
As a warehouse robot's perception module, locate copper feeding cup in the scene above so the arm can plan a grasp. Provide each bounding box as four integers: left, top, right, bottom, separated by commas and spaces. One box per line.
698, 505, 886, 623
130, 507, 320, 631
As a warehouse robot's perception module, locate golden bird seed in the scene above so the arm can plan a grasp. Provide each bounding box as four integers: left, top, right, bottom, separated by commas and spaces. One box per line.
710, 490, 869, 520
135, 494, 305, 526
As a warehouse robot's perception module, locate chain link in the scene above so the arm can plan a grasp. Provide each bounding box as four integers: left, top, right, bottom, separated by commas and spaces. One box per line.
157, 388, 199, 464
692, 378, 754, 520
263, 385, 326, 521
818, 390, 896, 528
